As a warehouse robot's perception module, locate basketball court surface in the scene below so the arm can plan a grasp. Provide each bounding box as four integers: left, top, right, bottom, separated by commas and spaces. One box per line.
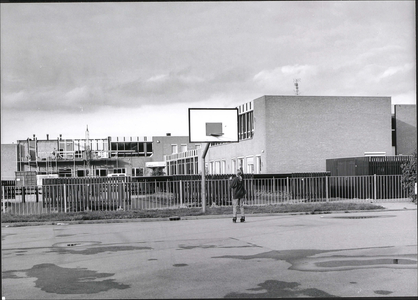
2, 203, 417, 299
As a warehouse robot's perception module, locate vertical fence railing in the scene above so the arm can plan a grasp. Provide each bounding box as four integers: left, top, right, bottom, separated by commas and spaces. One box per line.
1, 175, 412, 215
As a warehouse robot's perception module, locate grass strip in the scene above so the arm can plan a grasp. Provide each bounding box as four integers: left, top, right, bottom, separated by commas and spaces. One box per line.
1, 202, 384, 224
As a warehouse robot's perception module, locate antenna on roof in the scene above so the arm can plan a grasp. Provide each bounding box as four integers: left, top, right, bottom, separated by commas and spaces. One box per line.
294, 78, 301, 95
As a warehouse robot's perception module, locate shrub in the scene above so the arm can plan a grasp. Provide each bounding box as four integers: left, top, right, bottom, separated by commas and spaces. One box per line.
401, 150, 417, 203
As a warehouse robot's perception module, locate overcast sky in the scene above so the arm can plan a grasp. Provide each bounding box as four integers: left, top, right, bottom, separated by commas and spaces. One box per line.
1, 1, 415, 144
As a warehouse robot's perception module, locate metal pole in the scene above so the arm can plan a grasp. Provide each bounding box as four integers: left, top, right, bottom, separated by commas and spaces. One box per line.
374, 174, 377, 201
63, 184, 67, 213
201, 143, 210, 213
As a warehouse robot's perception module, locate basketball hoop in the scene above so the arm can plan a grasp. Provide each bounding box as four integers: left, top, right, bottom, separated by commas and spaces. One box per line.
210, 133, 224, 137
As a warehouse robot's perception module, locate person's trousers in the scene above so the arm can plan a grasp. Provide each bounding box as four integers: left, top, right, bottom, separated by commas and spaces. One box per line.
232, 198, 244, 218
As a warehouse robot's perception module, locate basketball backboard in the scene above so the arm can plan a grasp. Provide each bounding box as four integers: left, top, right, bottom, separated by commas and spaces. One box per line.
188, 108, 239, 143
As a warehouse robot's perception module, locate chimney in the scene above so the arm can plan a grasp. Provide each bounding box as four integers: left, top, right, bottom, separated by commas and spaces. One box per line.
59, 134, 62, 140
166, 133, 171, 136
46, 134, 49, 140
33, 134, 36, 140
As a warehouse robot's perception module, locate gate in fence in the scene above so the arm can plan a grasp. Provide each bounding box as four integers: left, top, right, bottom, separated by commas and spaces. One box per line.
1, 175, 410, 215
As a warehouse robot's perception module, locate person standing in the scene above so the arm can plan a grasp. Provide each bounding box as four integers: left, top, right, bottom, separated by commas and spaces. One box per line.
229, 169, 246, 223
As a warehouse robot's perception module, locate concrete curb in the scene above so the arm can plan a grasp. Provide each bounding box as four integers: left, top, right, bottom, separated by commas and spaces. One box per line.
2, 205, 416, 228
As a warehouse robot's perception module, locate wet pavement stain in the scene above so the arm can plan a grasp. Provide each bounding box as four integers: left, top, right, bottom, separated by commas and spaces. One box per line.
374, 290, 393, 295
48, 245, 152, 255
173, 264, 188, 267
177, 239, 261, 250
213, 247, 417, 272
55, 234, 76, 237
224, 279, 338, 298
3, 263, 130, 294
178, 244, 217, 250
3, 270, 24, 279
316, 258, 416, 267
214, 249, 325, 263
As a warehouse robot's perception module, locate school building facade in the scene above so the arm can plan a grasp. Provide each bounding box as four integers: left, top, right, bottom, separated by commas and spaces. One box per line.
1, 132, 200, 180
166, 95, 416, 175
1, 95, 416, 180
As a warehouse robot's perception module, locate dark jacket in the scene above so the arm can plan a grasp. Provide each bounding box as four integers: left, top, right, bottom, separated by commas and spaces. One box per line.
230, 176, 246, 199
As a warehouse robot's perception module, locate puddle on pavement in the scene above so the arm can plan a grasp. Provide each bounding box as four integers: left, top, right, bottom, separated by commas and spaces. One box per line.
328, 215, 396, 219
178, 238, 261, 251
316, 258, 415, 267
213, 246, 417, 272
374, 290, 393, 295
3, 263, 130, 294
48, 241, 152, 255
173, 264, 188, 267
224, 279, 338, 298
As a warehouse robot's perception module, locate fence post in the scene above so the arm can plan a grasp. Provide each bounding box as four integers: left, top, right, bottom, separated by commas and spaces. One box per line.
2, 186, 5, 213
325, 176, 329, 202
35, 186, 39, 203
63, 184, 67, 213
374, 174, 377, 201
286, 177, 289, 202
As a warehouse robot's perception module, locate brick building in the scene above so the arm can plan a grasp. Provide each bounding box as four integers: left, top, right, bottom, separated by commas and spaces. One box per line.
394, 104, 417, 155
1, 131, 199, 180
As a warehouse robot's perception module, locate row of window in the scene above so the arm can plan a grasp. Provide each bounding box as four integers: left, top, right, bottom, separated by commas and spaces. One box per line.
171, 144, 189, 154
238, 110, 254, 140
208, 155, 262, 175
57, 167, 145, 177
166, 157, 199, 175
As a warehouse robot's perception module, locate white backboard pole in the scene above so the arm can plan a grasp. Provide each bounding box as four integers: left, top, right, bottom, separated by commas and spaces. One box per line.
201, 143, 210, 213
188, 108, 239, 213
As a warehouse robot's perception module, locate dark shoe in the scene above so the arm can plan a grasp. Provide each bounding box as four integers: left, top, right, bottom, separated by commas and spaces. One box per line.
232, 217, 237, 223
240, 216, 245, 223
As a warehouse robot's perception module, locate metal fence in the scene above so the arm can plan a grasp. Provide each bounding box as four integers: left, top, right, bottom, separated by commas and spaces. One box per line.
1, 175, 411, 215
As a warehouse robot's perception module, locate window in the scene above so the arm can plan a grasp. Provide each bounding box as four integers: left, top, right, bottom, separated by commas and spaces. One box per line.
195, 144, 201, 149
238, 110, 254, 140
180, 144, 187, 153
77, 169, 89, 177
391, 116, 396, 147
132, 168, 143, 176
113, 168, 126, 174
256, 156, 262, 174
246, 156, 254, 174
214, 161, 221, 174
221, 160, 226, 174
231, 159, 236, 174
237, 157, 244, 171
95, 169, 108, 177
110, 142, 152, 157
146, 142, 153, 155
171, 144, 178, 154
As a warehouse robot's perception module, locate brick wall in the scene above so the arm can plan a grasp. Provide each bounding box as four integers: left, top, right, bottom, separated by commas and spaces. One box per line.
1, 144, 18, 180
395, 104, 417, 155
264, 95, 392, 173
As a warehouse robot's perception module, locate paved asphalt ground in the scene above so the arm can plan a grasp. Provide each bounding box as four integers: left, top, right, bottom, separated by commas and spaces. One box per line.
1, 202, 417, 299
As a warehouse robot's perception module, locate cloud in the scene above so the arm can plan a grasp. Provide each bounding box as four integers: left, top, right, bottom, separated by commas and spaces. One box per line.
378, 63, 414, 80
